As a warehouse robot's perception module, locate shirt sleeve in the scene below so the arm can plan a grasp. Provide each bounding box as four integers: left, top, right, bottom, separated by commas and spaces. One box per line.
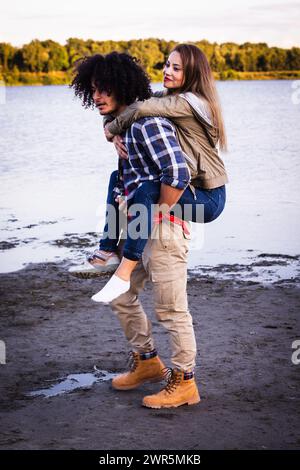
132, 118, 190, 190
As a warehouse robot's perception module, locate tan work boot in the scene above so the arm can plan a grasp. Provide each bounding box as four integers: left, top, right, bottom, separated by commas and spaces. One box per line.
112, 351, 165, 390
142, 368, 201, 408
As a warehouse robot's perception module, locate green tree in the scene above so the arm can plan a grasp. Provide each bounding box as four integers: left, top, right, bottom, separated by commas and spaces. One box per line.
41, 40, 69, 71
0, 43, 17, 71
210, 46, 226, 72
21, 40, 49, 72
2, 38, 300, 84
232, 52, 245, 72
286, 47, 300, 70
126, 39, 164, 74
65, 38, 91, 65
257, 53, 269, 71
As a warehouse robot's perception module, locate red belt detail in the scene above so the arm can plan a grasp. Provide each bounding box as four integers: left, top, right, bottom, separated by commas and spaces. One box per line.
153, 212, 190, 236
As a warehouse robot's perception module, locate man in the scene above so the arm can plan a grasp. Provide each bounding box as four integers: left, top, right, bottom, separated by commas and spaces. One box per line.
70, 52, 200, 408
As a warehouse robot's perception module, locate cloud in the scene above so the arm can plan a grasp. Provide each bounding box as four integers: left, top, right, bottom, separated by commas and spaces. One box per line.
1, 0, 299, 47
249, 1, 300, 11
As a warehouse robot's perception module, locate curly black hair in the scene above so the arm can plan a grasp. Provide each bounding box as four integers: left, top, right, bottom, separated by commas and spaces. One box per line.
70, 52, 152, 108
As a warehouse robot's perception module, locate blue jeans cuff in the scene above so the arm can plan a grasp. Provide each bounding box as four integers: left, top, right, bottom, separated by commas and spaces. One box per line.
123, 248, 142, 262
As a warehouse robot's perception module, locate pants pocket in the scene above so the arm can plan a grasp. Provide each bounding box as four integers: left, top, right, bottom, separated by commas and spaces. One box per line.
151, 271, 187, 311
152, 278, 177, 307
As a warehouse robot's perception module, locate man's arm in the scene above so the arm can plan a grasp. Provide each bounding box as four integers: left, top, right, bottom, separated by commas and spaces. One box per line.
133, 118, 190, 211
158, 183, 184, 208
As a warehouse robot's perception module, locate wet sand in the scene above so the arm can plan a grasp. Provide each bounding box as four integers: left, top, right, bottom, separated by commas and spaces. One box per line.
0, 260, 300, 450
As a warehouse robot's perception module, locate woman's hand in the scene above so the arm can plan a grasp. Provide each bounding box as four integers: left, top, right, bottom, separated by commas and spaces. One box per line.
115, 195, 127, 212
113, 135, 128, 159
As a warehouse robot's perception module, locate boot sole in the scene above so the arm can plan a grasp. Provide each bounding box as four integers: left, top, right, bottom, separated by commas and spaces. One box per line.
112, 375, 164, 391
69, 267, 117, 279
143, 394, 201, 409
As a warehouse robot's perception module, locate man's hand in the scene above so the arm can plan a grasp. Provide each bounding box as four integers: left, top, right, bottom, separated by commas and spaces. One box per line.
113, 135, 128, 159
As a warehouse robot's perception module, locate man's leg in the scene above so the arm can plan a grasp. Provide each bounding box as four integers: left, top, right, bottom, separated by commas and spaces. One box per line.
142, 219, 200, 408
109, 255, 165, 390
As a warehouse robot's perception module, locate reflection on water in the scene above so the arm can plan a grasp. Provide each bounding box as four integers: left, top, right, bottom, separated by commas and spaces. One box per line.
0, 82, 300, 282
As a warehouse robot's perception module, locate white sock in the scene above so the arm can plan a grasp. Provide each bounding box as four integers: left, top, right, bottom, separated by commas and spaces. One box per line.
91, 274, 130, 304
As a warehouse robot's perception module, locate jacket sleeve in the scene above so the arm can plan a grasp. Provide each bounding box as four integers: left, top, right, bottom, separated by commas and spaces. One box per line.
106, 95, 192, 135
102, 114, 114, 128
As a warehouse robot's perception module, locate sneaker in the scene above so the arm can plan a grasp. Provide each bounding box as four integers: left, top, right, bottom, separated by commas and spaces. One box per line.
68, 250, 120, 278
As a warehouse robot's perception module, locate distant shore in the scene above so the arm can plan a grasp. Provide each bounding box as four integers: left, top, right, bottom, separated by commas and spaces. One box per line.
1, 70, 300, 86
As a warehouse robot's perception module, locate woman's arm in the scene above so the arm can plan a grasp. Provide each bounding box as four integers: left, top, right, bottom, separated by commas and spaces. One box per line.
152, 90, 166, 98
106, 94, 192, 136
102, 114, 115, 141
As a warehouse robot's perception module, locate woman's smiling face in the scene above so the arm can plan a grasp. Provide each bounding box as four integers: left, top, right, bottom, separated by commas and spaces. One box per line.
163, 51, 184, 91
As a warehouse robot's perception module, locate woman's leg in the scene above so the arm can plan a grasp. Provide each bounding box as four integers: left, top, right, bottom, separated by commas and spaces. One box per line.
98, 170, 121, 253
91, 183, 226, 303
91, 181, 161, 303
173, 185, 226, 224
112, 181, 161, 280
87, 169, 124, 269
124, 184, 226, 262
94, 183, 226, 281
123, 182, 161, 260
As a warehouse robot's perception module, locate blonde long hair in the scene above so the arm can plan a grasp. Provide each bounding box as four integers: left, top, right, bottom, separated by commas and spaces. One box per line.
172, 44, 227, 151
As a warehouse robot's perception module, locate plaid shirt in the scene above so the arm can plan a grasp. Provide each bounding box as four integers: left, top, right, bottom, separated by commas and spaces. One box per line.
115, 117, 190, 205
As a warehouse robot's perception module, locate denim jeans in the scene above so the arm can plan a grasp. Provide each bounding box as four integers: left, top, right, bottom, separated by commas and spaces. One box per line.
99, 170, 121, 253
100, 171, 226, 261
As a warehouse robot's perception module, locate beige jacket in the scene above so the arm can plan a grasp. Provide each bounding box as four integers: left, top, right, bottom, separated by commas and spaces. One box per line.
107, 92, 229, 189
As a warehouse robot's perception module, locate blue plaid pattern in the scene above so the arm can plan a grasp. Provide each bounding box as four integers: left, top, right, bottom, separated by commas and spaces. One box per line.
119, 117, 190, 204
183, 370, 194, 380
139, 349, 158, 360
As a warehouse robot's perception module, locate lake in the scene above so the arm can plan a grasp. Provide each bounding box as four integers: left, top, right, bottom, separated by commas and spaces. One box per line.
0, 81, 299, 284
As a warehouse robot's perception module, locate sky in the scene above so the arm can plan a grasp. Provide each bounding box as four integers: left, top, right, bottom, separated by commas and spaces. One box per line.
1, 0, 300, 48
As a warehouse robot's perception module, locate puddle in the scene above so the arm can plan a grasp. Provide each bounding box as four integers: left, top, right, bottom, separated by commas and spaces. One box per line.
29, 368, 117, 398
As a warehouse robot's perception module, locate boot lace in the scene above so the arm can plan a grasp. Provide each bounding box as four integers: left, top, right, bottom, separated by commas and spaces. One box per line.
127, 351, 140, 373
161, 367, 182, 394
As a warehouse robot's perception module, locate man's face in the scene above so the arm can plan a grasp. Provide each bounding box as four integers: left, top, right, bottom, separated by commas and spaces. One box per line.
91, 84, 120, 115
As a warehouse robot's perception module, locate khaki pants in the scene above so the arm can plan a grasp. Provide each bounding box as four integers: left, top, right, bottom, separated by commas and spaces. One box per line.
111, 219, 197, 371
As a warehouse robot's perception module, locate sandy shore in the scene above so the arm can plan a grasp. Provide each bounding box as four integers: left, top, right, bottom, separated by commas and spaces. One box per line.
0, 260, 299, 450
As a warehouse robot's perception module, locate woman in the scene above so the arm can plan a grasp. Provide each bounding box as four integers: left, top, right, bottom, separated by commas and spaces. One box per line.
78, 44, 229, 303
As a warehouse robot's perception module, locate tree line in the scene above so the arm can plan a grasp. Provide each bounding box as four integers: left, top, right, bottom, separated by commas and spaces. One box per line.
1, 38, 300, 85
